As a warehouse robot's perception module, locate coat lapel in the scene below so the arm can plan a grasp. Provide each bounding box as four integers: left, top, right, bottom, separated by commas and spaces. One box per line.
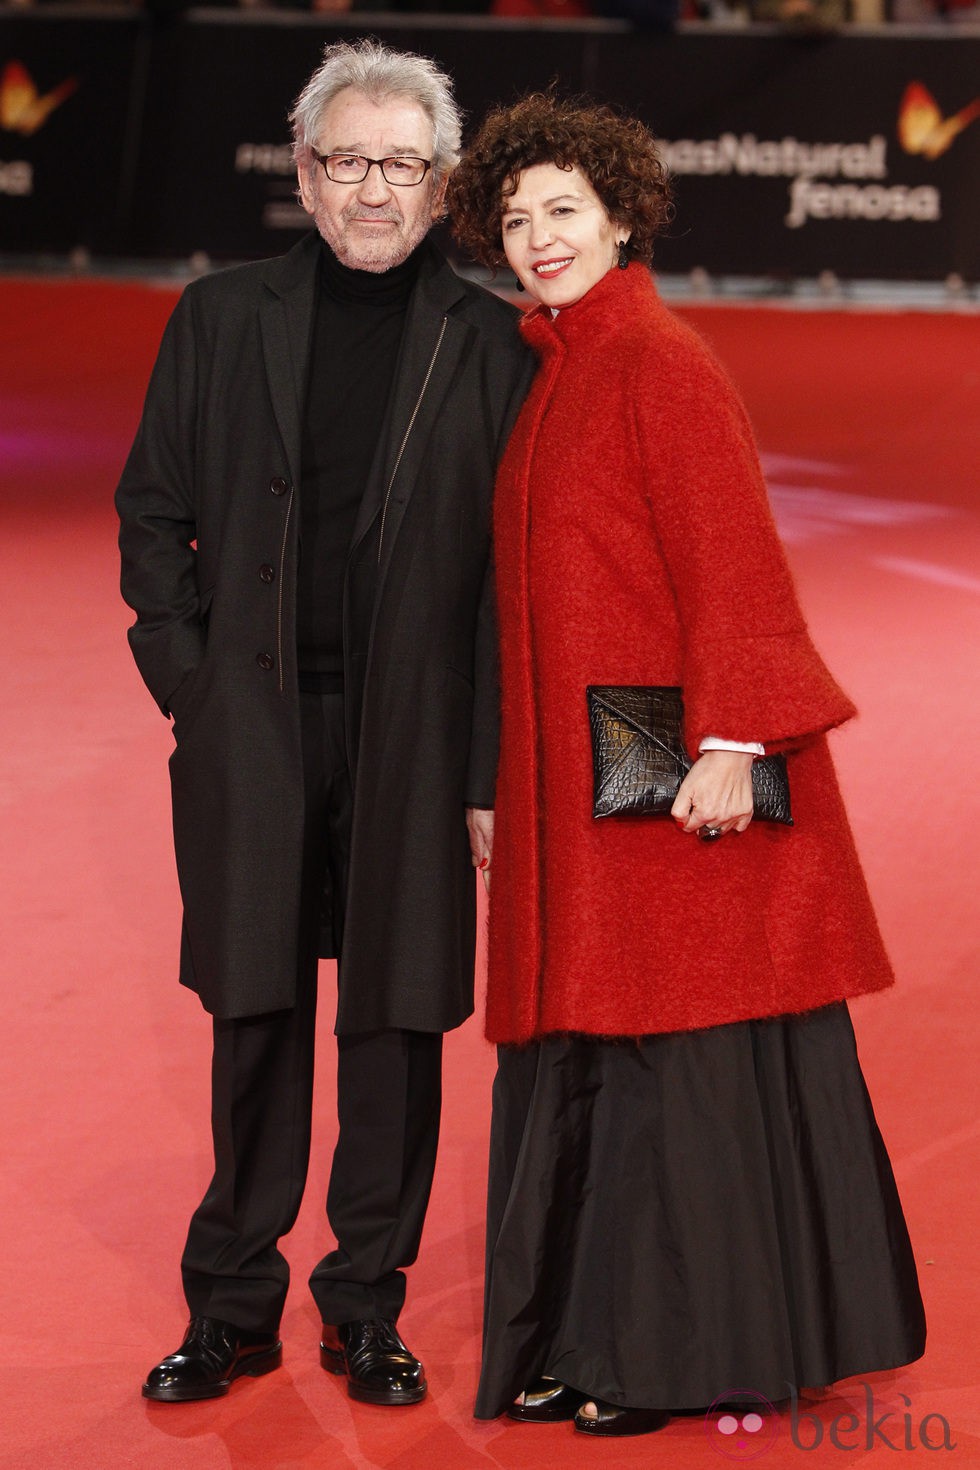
258, 232, 320, 485
351, 244, 473, 578
259, 237, 475, 582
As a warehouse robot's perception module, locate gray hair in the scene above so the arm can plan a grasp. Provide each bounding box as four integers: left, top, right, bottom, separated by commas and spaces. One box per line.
289, 38, 463, 180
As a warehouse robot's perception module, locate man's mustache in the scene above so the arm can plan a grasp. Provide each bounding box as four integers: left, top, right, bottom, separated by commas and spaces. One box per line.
342, 205, 401, 224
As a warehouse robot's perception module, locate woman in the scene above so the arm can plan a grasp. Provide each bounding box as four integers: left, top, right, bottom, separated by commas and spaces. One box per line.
448, 95, 925, 1439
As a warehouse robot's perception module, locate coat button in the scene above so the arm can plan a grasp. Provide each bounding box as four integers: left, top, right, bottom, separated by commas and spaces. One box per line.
270, 477, 288, 496
259, 563, 275, 583
256, 652, 275, 671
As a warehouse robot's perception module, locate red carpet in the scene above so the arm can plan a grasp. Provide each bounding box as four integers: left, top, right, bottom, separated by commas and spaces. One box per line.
1, 278, 977, 1468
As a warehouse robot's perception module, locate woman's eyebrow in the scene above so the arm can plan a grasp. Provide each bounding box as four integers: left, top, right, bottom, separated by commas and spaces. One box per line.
502, 193, 583, 216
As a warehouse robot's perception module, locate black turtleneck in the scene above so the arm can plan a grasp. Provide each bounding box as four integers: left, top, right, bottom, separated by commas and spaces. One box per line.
296, 238, 424, 679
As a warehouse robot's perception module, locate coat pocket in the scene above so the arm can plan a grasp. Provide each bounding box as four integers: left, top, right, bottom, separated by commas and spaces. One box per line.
169, 586, 215, 732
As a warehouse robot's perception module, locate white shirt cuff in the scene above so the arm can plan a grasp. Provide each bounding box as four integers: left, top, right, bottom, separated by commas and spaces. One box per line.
699, 736, 766, 756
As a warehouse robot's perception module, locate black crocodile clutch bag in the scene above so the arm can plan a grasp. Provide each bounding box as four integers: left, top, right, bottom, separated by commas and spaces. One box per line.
586, 685, 793, 825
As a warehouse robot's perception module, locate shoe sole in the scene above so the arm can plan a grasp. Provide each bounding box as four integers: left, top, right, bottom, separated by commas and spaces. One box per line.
320, 1345, 426, 1405
142, 1345, 283, 1402
347, 1379, 427, 1407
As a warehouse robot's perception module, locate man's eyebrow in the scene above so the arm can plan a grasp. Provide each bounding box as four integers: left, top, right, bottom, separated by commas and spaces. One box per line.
323, 142, 426, 155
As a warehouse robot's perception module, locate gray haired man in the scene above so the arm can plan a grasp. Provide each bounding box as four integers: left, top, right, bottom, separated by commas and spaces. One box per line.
118, 39, 530, 1405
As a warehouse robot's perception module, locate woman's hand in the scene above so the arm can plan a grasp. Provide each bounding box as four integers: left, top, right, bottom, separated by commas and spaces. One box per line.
466, 807, 494, 892
671, 751, 754, 838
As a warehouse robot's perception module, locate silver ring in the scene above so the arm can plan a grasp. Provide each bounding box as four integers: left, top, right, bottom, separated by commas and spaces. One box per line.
698, 825, 723, 842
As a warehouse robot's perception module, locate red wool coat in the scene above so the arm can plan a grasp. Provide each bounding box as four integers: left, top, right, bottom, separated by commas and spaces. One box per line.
486, 265, 895, 1044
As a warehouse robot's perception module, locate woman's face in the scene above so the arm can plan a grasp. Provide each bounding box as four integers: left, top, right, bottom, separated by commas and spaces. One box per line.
500, 161, 627, 309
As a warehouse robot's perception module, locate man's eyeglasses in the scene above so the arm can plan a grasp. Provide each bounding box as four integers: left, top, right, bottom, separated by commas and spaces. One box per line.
314, 153, 432, 187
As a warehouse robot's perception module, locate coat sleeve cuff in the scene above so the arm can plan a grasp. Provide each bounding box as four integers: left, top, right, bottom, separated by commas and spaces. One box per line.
682, 630, 857, 755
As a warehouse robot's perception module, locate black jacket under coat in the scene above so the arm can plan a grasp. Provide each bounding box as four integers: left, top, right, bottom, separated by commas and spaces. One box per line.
116, 232, 532, 1028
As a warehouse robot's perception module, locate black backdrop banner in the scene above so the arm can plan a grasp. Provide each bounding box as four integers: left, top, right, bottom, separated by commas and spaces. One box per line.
1, 10, 978, 279
129, 16, 593, 261
0, 11, 144, 254
591, 31, 980, 280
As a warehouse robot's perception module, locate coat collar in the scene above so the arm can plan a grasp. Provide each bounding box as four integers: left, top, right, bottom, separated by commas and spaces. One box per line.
520, 263, 662, 358
349, 238, 475, 572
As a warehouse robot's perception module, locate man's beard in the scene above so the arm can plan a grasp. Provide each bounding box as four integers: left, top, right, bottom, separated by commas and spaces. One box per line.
314, 198, 433, 274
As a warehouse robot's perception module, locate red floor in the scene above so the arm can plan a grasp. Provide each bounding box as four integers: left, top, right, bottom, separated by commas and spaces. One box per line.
1, 278, 978, 1468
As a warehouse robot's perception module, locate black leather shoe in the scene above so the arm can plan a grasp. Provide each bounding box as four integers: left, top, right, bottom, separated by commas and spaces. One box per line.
574, 1399, 671, 1437
320, 1319, 427, 1406
507, 1377, 590, 1423
142, 1316, 282, 1402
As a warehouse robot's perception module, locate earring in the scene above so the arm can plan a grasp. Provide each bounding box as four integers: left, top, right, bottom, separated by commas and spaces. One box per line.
617, 241, 629, 270
514, 277, 525, 293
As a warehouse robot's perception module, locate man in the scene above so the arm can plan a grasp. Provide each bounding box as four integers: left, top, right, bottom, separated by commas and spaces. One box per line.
117, 39, 530, 1406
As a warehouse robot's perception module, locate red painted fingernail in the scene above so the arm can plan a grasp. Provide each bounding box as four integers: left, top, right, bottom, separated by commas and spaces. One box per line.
478, 857, 489, 870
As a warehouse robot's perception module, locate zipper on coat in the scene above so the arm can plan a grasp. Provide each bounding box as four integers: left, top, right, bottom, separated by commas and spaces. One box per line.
276, 484, 295, 694
377, 316, 448, 565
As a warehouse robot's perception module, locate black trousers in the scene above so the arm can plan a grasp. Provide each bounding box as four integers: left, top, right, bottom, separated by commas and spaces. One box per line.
180, 690, 444, 1332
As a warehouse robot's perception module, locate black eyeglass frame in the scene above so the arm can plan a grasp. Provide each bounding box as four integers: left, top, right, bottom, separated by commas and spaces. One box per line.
313, 152, 433, 187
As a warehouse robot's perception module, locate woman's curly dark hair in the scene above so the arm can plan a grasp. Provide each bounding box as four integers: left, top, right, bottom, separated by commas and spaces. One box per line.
448, 92, 672, 269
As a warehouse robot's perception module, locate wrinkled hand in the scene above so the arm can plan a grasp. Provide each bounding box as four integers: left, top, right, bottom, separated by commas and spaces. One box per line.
671, 751, 754, 837
466, 807, 494, 893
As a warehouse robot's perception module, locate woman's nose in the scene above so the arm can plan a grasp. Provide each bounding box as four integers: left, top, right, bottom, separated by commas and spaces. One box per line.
529, 216, 554, 250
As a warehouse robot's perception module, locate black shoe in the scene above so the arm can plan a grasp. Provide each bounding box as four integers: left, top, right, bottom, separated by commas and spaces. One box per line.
320, 1319, 427, 1406
574, 1399, 671, 1437
142, 1315, 282, 1402
507, 1378, 590, 1423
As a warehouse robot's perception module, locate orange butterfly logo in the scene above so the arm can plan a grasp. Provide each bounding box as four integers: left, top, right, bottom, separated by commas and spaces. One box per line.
898, 81, 980, 160
0, 60, 77, 137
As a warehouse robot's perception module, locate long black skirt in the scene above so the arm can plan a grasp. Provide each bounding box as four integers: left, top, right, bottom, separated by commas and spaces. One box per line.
475, 1003, 925, 1419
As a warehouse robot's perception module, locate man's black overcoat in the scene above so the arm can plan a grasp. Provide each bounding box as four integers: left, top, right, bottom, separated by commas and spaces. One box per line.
116, 232, 532, 1029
